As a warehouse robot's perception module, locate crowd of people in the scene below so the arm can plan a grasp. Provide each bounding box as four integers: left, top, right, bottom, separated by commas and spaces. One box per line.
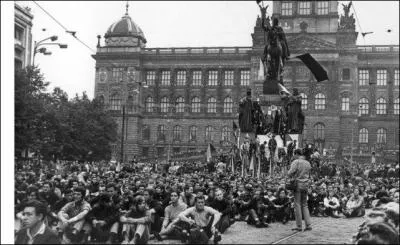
14, 148, 399, 244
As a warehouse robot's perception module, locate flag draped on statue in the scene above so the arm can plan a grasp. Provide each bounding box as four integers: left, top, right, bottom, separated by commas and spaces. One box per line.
295, 53, 329, 82
206, 143, 216, 162
258, 58, 265, 80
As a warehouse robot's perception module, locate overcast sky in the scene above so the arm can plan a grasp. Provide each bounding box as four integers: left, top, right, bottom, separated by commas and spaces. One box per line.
16, 1, 400, 98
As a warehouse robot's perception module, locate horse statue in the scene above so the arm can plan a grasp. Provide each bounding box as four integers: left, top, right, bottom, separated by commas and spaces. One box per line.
259, 5, 290, 83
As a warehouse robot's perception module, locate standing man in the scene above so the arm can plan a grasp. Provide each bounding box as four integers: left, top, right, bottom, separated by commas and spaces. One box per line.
288, 149, 312, 232
15, 200, 60, 244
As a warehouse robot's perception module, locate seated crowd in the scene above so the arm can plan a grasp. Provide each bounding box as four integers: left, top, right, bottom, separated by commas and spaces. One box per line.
14, 154, 399, 244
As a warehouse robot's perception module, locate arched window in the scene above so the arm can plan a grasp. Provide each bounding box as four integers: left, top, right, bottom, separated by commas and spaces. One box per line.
97, 95, 105, 105
377, 128, 386, 144
359, 128, 368, 143
207, 97, 216, 113
127, 95, 134, 113
173, 125, 182, 141
157, 125, 166, 141
376, 98, 387, 115
175, 97, 185, 113
109, 94, 121, 111
145, 97, 154, 113
300, 93, 308, 110
142, 125, 150, 140
222, 127, 230, 142
341, 96, 350, 112
394, 98, 400, 115
205, 126, 213, 142
223, 97, 233, 113
191, 97, 200, 113
189, 126, 197, 141
315, 93, 326, 110
314, 123, 325, 140
160, 97, 169, 113
359, 98, 369, 115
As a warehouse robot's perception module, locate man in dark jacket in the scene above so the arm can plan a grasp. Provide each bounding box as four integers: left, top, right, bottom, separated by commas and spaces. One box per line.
15, 200, 60, 244
85, 194, 120, 243
210, 189, 232, 233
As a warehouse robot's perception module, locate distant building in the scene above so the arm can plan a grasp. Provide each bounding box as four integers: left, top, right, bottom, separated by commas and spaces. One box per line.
15, 2, 33, 69
92, 1, 399, 162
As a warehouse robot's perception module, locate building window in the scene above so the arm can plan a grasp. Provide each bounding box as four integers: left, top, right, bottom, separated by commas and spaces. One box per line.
192, 70, 202, 86
394, 98, 400, 115
376, 98, 387, 115
298, 1, 311, 15
142, 125, 150, 141
358, 98, 369, 115
146, 71, 156, 86
207, 97, 217, 113
110, 94, 121, 110
157, 147, 165, 157
142, 147, 149, 157
15, 25, 24, 41
145, 97, 154, 113
175, 97, 185, 113
315, 93, 326, 110
342, 68, 350, 80
341, 97, 350, 112
189, 126, 197, 141
176, 70, 186, 86
300, 93, 308, 110
191, 97, 201, 113
127, 95, 135, 113
296, 66, 310, 80
281, 2, 293, 16
377, 128, 386, 144
205, 126, 214, 142
358, 69, 369, 86
359, 128, 368, 143
240, 70, 250, 86
224, 70, 234, 86
222, 127, 230, 142
316, 1, 329, 15
173, 125, 182, 141
160, 97, 169, 113
161, 71, 170, 86
157, 125, 166, 141
223, 97, 233, 113
377, 69, 387, 86
97, 95, 105, 105
314, 123, 325, 140
112, 68, 125, 82
395, 69, 399, 86
173, 147, 180, 154
99, 68, 108, 83
127, 67, 137, 83
208, 70, 218, 86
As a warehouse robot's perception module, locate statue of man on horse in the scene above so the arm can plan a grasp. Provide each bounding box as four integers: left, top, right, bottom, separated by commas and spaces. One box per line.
259, 4, 290, 83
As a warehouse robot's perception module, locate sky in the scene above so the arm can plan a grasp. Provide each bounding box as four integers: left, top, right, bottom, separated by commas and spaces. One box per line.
15, 1, 400, 99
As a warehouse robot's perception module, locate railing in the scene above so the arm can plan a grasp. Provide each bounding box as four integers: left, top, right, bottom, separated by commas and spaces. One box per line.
143, 46, 252, 55
357, 45, 399, 53
96, 47, 141, 53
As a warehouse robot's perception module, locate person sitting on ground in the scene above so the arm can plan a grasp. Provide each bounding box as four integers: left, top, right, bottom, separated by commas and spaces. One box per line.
156, 191, 187, 241
344, 188, 365, 218
210, 188, 232, 234
178, 196, 222, 244
323, 189, 341, 218
120, 195, 153, 244
85, 194, 120, 244
57, 187, 91, 243
15, 200, 61, 244
246, 189, 270, 228
272, 188, 291, 224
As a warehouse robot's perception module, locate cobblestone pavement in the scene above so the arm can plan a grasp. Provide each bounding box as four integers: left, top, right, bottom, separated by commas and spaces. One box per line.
150, 216, 365, 244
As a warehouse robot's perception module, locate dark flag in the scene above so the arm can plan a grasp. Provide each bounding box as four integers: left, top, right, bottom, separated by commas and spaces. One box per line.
233, 121, 238, 131
256, 0, 262, 4
295, 53, 329, 82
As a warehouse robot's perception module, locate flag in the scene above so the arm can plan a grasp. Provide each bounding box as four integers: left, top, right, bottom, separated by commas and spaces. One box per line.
258, 58, 265, 80
233, 121, 238, 131
278, 83, 291, 96
206, 143, 216, 162
295, 53, 329, 82
231, 157, 235, 174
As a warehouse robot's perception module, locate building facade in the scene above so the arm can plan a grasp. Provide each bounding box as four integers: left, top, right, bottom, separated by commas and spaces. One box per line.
15, 2, 33, 69
92, 1, 399, 162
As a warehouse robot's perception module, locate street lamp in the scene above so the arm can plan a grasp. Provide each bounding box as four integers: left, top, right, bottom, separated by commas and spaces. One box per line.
33, 35, 68, 66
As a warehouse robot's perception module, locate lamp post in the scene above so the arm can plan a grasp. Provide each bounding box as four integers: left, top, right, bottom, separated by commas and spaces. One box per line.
33, 35, 68, 66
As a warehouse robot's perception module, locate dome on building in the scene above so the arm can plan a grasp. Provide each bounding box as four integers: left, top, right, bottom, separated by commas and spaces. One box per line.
104, 10, 147, 47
